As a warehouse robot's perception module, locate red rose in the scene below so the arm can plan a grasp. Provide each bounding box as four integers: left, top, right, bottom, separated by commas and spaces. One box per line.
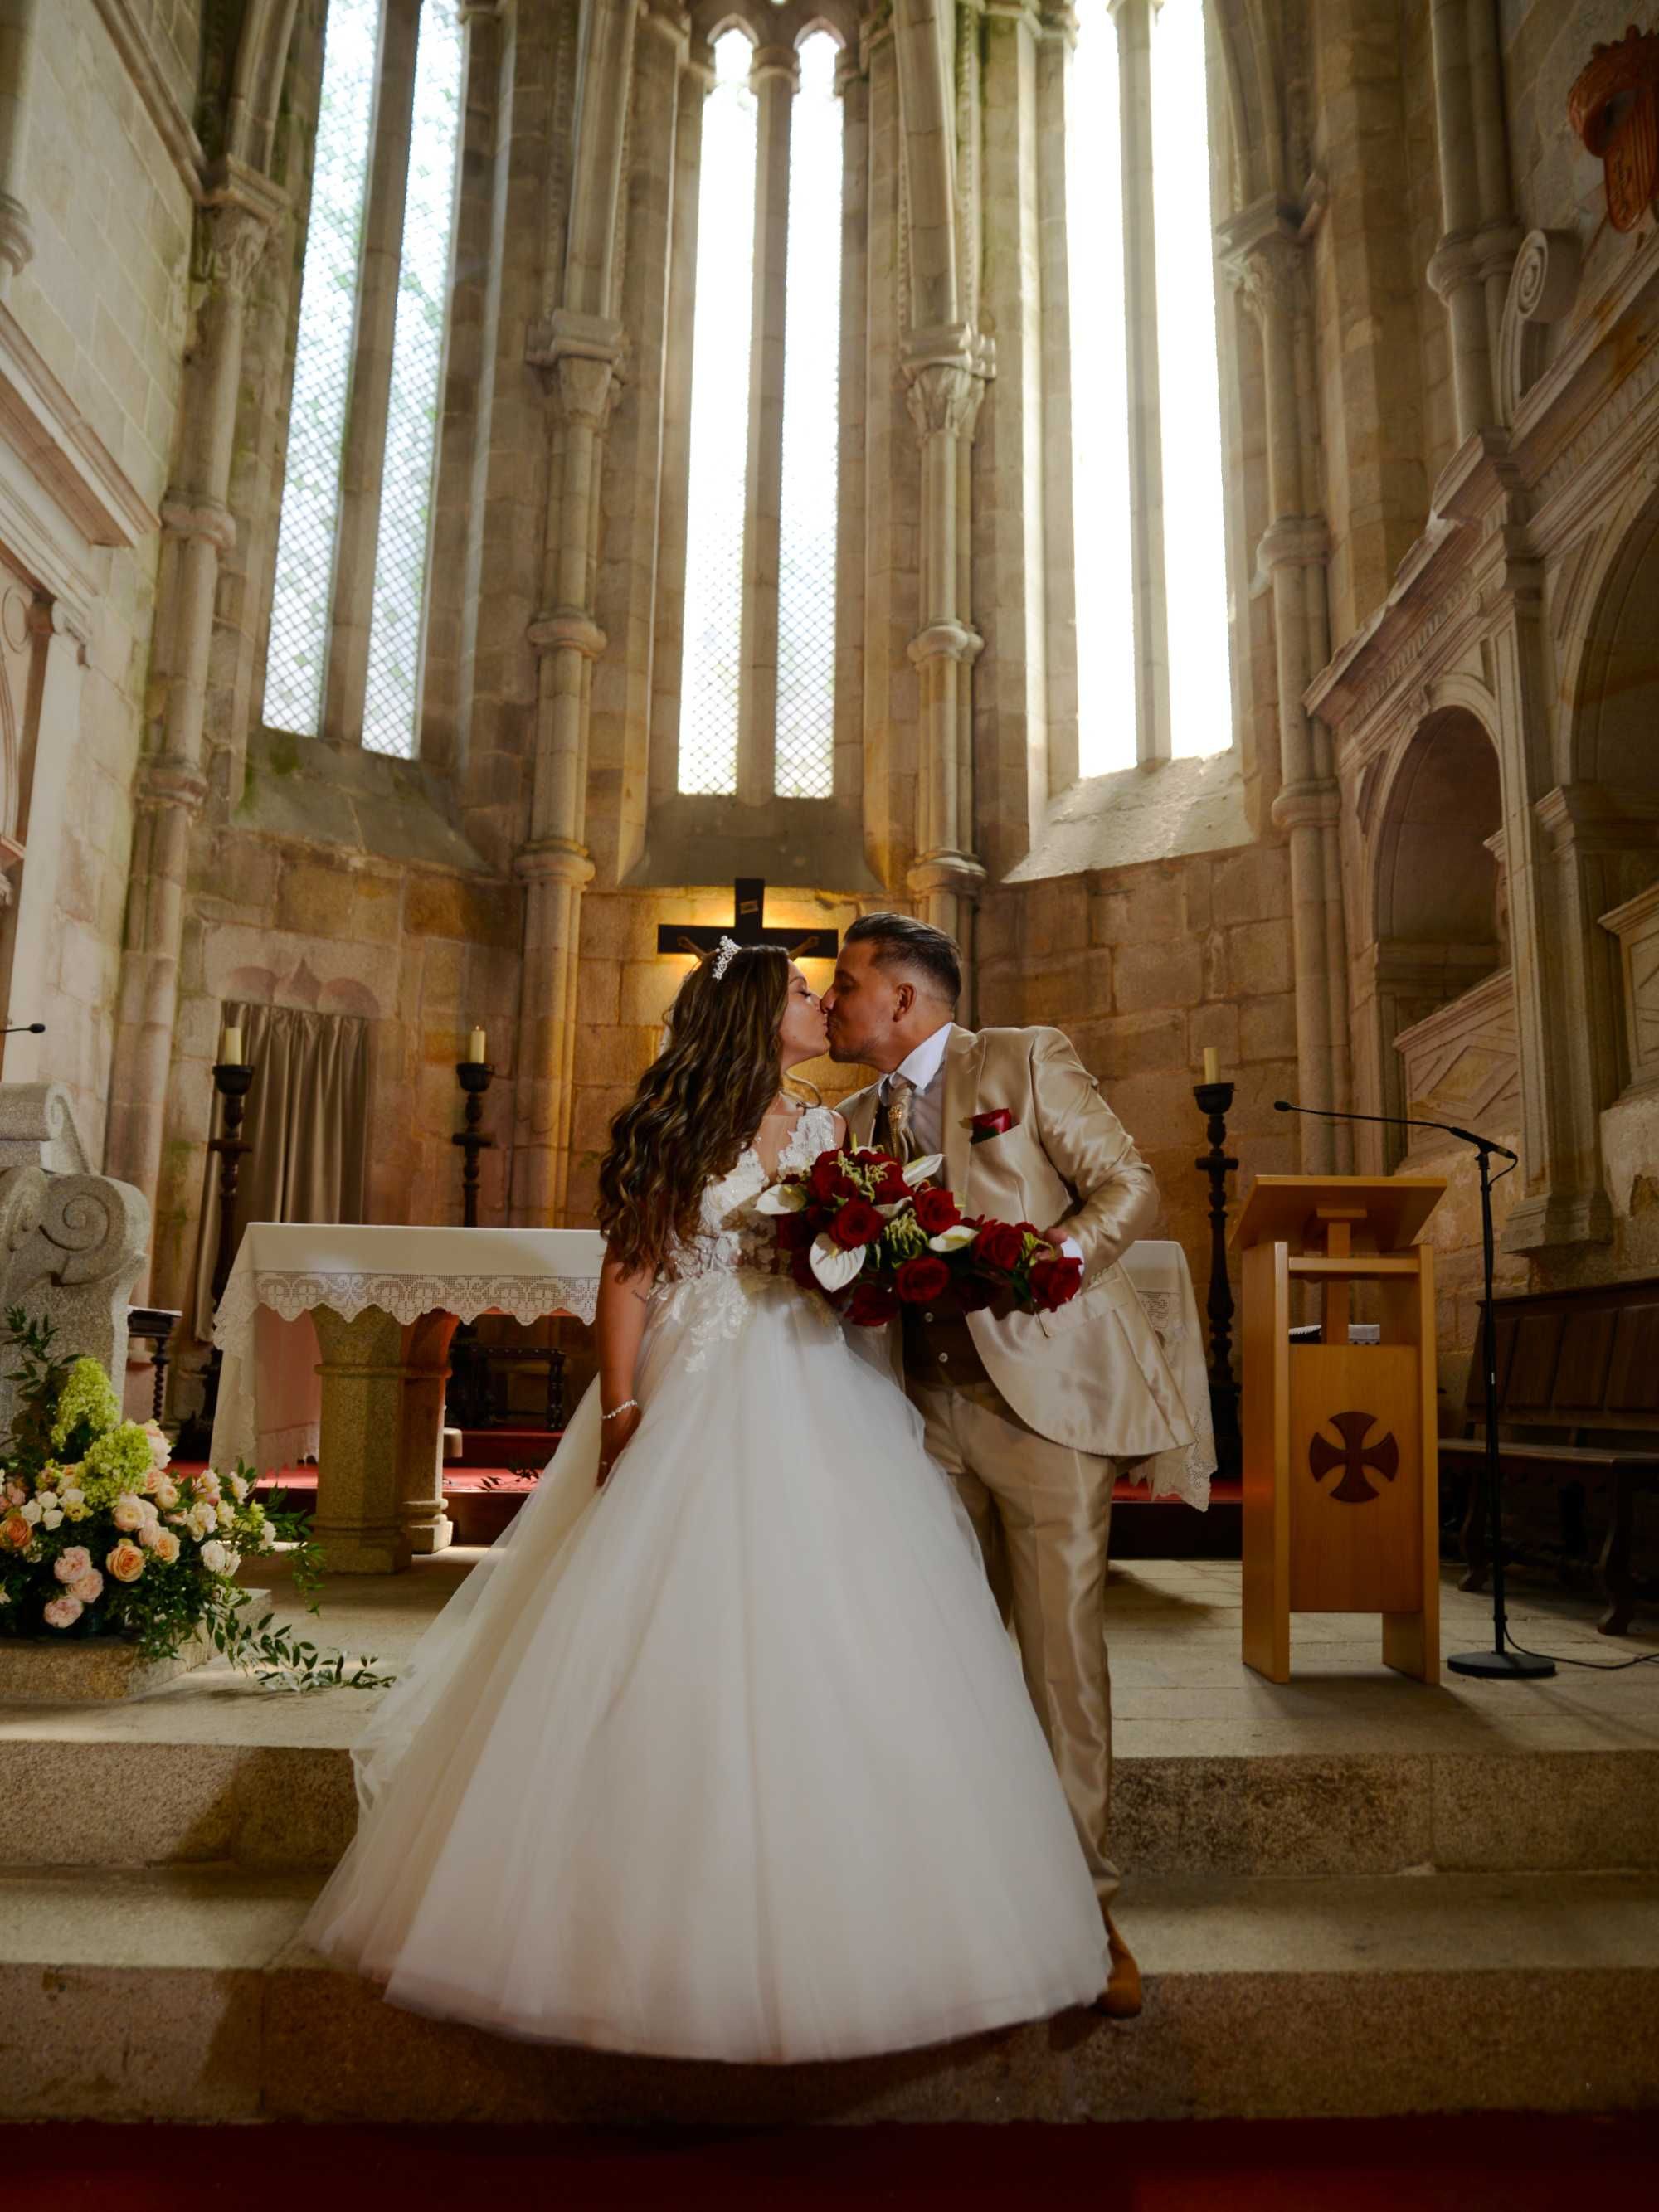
809, 1151, 853, 1203
1029, 1255, 1083, 1310
830, 1197, 884, 1249
972, 1220, 1024, 1274
873, 1160, 910, 1202
895, 1254, 951, 1305
844, 1279, 900, 1326
912, 1185, 961, 1235
970, 1107, 1015, 1140
774, 1210, 814, 1252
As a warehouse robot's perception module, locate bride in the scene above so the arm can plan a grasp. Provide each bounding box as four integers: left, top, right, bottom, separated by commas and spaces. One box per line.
300, 938, 1111, 2063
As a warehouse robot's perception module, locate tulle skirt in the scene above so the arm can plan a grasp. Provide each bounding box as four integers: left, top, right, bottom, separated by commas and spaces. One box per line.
299, 1270, 1109, 2063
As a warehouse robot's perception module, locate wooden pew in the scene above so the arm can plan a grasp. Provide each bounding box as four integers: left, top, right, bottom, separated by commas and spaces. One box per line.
1438, 1278, 1659, 1635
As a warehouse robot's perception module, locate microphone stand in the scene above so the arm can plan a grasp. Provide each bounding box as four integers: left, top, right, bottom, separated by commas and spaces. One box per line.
1275, 1101, 1554, 1682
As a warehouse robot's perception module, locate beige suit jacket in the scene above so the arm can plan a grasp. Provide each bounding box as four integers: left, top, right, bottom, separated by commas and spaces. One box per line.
840, 1023, 1194, 1461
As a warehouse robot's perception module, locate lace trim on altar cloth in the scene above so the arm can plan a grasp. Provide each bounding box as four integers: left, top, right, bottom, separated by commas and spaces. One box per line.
212, 1268, 601, 1361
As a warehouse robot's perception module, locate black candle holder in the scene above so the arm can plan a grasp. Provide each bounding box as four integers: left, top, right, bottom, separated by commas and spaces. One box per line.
1194, 1078, 1242, 1480
174, 1059, 255, 1460
452, 1060, 495, 1228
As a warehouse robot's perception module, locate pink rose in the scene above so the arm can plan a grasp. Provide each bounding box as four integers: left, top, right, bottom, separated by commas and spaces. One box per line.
150, 1529, 181, 1565
112, 1495, 148, 1533
106, 1539, 146, 1583
1, 1512, 32, 1552
69, 1569, 104, 1604
53, 1546, 93, 1584
42, 1593, 83, 1629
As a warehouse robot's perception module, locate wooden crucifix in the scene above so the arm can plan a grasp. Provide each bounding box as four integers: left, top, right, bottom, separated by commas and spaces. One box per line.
655, 878, 839, 965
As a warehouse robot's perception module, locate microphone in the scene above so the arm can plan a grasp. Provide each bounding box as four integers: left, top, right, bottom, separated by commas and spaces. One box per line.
2, 1023, 45, 1036
1274, 1098, 1517, 1163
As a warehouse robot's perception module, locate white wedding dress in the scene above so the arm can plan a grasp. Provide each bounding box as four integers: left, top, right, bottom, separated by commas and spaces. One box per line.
300, 1105, 1109, 2063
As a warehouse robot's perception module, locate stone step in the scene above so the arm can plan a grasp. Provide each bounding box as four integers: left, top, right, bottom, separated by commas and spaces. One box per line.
3, 1734, 1657, 1879
1, 1864, 1654, 2124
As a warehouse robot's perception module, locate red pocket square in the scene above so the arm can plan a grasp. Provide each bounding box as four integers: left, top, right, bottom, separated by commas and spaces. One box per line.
970, 1108, 1016, 1143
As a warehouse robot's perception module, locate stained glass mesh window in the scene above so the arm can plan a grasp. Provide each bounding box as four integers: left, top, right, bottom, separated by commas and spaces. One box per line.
774, 32, 842, 800
362, 0, 464, 756
1151, 0, 1232, 760
1067, 2, 1136, 776
677, 31, 758, 796
261, 0, 378, 738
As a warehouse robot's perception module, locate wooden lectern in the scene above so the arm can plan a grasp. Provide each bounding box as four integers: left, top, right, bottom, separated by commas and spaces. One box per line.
1232, 1175, 1447, 1684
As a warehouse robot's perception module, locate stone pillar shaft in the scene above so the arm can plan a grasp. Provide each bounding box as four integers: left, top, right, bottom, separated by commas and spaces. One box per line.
323, 0, 422, 747
1109, 0, 1170, 764
737, 46, 796, 808
0, 0, 41, 289
1428, 0, 1494, 440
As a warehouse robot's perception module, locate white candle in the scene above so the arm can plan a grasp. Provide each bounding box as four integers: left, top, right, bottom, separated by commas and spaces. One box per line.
221, 1024, 243, 1065
1203, 1046, 1220, 1085
468, 1026, 487, 1063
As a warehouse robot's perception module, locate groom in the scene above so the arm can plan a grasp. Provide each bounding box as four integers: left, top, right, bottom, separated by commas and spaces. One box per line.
824, 913, 1193, 2020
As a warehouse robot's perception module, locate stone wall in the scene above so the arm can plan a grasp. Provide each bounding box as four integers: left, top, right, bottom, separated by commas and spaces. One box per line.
1, 2, 197, 1160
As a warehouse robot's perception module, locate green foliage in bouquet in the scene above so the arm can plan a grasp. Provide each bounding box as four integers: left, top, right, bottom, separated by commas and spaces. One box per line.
0, 1309, 396, 1693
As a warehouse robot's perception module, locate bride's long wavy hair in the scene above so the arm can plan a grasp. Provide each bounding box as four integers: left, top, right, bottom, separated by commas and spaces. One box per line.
597, 943, 793, 1277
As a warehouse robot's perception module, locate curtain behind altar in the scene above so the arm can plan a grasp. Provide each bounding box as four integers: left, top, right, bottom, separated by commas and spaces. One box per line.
190, 1001, 370, 1349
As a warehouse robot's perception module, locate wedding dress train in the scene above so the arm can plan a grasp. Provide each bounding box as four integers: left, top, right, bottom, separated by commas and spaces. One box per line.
300, 1105, 1109, 2063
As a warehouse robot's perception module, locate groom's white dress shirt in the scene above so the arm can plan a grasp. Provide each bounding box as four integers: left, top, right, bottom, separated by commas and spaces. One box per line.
878, 1023, 1083, 1269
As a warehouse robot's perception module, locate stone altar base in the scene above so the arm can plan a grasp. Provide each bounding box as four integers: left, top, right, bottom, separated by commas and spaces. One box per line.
0, 1592, 271, 1704
1, 1559, 1656, 2124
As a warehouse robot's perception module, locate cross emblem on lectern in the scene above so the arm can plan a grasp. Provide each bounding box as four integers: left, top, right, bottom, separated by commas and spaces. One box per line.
1308, 1410, 1399, 1505
654, 878, 839, 965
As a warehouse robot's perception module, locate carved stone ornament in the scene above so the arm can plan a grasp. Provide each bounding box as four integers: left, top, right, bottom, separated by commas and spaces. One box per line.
1498, 229, 1583, 425
1569, 26, 1659, 233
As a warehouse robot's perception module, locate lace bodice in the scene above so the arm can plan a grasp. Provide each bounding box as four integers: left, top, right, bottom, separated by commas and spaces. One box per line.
661, 1103, 839, 1288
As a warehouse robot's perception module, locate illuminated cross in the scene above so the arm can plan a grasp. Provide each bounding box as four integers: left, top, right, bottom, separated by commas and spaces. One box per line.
1308, 1410, 1400, 1505
654, 877, 839, 965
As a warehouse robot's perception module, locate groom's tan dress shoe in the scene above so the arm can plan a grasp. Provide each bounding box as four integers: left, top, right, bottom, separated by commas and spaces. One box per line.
1096, 1913, 1142, 2019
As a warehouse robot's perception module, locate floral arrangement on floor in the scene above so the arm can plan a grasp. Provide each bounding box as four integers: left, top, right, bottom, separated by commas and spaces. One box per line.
758, 1145, 1085, 1326
0, 1310, 395, 1693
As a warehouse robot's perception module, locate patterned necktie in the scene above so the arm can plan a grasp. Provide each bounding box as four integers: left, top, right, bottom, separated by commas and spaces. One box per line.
878, 1073, 917, 1163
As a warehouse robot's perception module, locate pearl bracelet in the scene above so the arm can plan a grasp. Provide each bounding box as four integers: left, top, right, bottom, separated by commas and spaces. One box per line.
601, 1399, 640, 1423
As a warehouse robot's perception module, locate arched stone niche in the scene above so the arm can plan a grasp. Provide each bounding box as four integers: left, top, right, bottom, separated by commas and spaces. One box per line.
1365, 710, 1517, 1170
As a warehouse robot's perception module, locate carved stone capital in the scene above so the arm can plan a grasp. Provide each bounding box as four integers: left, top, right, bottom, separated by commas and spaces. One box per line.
194, 158, 284, 299
1254, 515, 1330, 586
136, 753, 211, 813
907, 849, 989, 904
527, 608, 608, 660
0, 1156, 151, 1437
513, 839, 596, 891
1271, 777, 1340, 834
160, 493, 236, 555
900, 325, 995, 441
907, 620, 985, 667
526, 309, 627, 425
750, 42, 800, 88
1217, 197, 1307, 325
1427, 230, 1486, 304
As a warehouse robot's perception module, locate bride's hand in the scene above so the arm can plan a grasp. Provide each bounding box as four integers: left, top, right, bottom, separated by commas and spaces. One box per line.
596, 1402, 642, 1488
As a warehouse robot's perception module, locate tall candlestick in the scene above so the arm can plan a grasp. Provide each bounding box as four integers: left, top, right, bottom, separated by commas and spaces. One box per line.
221, 1023, 243, 1066
468, 1025, 487, 1063
1203, 1045, 1219, 1086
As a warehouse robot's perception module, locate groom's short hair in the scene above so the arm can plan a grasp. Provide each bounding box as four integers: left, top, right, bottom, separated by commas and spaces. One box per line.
844, 913, 961, 1007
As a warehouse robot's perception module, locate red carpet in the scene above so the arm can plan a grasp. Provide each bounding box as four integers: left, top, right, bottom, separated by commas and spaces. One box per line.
1, 2113, 1652, 2210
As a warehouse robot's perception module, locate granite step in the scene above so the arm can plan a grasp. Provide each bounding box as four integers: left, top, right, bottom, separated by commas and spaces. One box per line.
0, 1864, 1654, 2124
2, 1733, 1657, 1880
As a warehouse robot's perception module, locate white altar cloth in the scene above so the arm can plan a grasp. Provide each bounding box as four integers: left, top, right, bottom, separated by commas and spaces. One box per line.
209, 1224, 602, 1478
208, 1223, 1214, 1511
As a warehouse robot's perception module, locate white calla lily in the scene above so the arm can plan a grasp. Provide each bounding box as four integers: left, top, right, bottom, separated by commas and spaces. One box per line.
927, 1222, 978, 1253
809, 1232, 867, 1293
875, 1199, 913, 1219
754, 1181, 807, 1215
902, 1152, 944, 1186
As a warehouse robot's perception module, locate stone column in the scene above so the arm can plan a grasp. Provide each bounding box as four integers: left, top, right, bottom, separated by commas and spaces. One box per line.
2, 608, 88, 1083
1427, 0, 1506, 442
736, 41, 796, 807
902, 330, 991, 969
834, 42, 869, 806
106, 168, 281, 1259
400, 1307, 459, 1553
0, 0, 41, 293
1222, 202, 1348, 1169
322, 0, 422, 747
514, 318, 620, 1224
309, 1305, 413, 1575
1108, 0, 1170, 763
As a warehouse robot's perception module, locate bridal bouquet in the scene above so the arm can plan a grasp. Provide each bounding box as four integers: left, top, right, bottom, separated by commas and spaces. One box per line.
757, 1145, 1083, 1326
0, 1310, 394, 1690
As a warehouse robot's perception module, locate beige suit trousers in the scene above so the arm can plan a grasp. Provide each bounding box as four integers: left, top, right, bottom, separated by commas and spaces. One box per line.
911, 1373, 1120, 1916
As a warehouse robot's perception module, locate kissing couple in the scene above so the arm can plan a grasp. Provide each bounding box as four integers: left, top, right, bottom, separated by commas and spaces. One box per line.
303, 912, 1194, 2061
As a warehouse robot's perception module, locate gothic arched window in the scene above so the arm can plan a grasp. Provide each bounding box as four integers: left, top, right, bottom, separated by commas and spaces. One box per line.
262, 0, 465, 760
676, 21, 845, 802
1067, 0, 1233, 775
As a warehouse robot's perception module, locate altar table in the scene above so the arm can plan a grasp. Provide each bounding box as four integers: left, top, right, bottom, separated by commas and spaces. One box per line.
212, 1223, 1214, 1573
